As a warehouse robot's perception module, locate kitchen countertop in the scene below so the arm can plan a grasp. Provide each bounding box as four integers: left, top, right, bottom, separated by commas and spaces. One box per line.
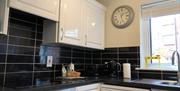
2, 77, 180, 91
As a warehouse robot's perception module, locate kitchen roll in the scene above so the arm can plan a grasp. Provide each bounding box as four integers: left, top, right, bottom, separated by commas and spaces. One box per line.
123, 63, 131, 79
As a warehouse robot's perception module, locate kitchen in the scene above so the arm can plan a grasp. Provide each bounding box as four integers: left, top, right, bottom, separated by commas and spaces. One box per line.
0, 0, 180, 91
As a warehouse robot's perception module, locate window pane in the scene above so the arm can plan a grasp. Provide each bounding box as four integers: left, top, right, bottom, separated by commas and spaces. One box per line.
151, 14, 180, 65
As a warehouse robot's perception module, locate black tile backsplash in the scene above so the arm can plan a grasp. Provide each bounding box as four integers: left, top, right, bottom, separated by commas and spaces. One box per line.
0, 8, 47, 89
0, 8, 178, 89
5, 73, 33, 88
6, 64, 33, 73
6, 55, 34, 63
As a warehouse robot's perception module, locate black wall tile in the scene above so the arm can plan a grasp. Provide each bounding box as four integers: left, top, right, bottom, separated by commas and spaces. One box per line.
103, 48, 118, 53
85, 52, 92, 58
92, 53, 101, 58
9, 27, 36, 39
7, 55, 34, 63
0, 74, 4, 86
9, 18, 36, 32
0, 35, 7, 44
36, 40, 42, 47
34, 72, 54, 80
0, 44, 7, 54
119, 47, 139, 52
128, 59, 139, 65
8, 46, 34, 55
102, 53, 117, 59
119, 52, 138, 58
0, 64, 5, 73
139, 72, 161, 79
118, 60, 128, 65
60, 51, 72, 57
59, 58, 71, 64
9, 36, 35, 46
10, 8, 37, 23
34, 64, 54, 71
72, 52, 84, 58
6, 64, 33, 73
36, 33, 43, 40
84, 58, 92, 64
72, 58, 84, 64
5, 73, 33, 88
162, 71, 177, 80
92, 58, 101, 64
0, 54, 6, 63
37, 25, 43, 33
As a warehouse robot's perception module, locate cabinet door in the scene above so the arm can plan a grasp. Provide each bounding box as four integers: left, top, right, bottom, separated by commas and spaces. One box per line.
9, 0, 59, 21
101, 88, 124, 91
0, 0, 9, 35
53, 88, 76, 91
101, 85, 150, 91
59, 0, 83, 46
76, 83, 100, 91
85, 1, 105, 49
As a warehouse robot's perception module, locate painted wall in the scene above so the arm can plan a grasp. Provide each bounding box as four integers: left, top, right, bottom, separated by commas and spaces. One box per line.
97, 0, 141, 48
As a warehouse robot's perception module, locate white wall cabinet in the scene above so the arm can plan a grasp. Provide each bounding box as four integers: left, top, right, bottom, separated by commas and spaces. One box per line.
84, 0, 105, 49
76, 83, 100, 91
9, 0, 60, 21
43, 0, 106, 49
59, 0, 105, 49
59, 0, 84, 46
0, 0, 9, 35
101, 84, 150, 91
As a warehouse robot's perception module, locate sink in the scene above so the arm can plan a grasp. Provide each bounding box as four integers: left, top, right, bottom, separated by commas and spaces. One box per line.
160, 81, 178, 85
158, 80, 180, 86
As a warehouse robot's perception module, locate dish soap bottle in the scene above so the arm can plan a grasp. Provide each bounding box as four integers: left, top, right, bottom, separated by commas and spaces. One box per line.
62, 65, 67, 77
69, 62, 74, 71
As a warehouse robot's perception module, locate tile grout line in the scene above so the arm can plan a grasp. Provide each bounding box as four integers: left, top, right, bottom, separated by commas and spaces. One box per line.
83, 49, 85, 73
10, 17, 43, 26
71, 48, 73, 63
31, 17, 38, 86
2, 18, 11, 91
8, 35, 43, 41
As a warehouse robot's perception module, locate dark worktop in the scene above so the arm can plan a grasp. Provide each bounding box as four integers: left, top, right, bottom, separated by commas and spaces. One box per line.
2, 77, 180, 91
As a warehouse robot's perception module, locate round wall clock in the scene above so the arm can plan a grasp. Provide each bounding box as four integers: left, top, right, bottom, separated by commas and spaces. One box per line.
111, 5, 134, 29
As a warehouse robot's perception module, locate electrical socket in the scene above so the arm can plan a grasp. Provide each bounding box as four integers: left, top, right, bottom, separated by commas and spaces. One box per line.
47, 56, 53, 67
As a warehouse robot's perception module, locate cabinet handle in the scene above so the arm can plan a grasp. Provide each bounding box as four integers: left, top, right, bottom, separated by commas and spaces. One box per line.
61, 28, 64, 40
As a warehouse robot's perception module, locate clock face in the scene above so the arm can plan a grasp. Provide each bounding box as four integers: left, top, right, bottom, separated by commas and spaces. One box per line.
111, 5, 134, 28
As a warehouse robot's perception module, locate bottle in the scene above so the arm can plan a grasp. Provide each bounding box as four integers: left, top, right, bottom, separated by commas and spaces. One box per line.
62, 65, 67, 77
68, 62, 74, 71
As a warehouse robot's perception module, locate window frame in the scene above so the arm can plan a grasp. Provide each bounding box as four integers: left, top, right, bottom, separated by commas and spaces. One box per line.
139, 0, 180, 71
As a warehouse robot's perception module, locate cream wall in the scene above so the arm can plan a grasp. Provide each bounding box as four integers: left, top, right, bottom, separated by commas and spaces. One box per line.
97, 0, 141, 48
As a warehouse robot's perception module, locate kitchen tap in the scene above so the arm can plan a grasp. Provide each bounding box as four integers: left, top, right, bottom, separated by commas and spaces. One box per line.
172, 51, 180, 84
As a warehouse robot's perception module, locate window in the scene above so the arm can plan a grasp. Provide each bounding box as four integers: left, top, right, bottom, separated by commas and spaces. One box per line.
140, 0, 180, 70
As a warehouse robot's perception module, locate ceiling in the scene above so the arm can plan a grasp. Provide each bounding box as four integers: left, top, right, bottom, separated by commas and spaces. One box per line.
96, 0, 120, 7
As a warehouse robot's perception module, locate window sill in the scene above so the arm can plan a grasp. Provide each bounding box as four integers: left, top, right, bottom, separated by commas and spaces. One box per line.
135, 67, 178, 72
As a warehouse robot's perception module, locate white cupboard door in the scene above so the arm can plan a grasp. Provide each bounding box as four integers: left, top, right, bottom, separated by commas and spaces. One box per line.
101, 85, 150, 91
0, 0, 9, 35
76, 83, 100, 91
59, 0, 83, 46
9, 0, 59, 21
85, 1, 105, 49
53, 88, 76, 91
101, 88, 124, 91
